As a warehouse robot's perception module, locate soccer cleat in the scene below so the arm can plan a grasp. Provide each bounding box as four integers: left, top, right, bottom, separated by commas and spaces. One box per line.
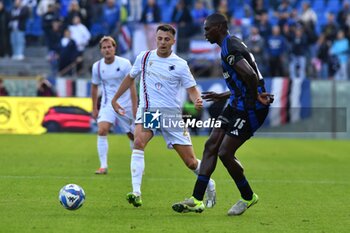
227, 193, 259, 216
205, 179, 216, 208
126, 192, 142, 207
95, 168, 108, 174
172, 197, 205, 213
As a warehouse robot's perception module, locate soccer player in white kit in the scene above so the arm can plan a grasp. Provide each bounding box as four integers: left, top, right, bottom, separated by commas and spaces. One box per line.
91, 36, 138, 174
111, 24, 216, 208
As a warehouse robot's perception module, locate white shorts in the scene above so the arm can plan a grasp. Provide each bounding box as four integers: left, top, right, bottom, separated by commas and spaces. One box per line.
98, 105, 134, 134
135, 107, 192, 149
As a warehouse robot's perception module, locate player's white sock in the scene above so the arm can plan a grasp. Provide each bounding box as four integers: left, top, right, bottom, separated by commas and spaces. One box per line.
97, 136, 108, 168
130, 149, 144, 195
193, 159, 215, 191
193, 159, 201, 175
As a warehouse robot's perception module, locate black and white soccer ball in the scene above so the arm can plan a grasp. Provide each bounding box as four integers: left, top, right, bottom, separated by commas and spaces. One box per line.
59, 184, 85, 210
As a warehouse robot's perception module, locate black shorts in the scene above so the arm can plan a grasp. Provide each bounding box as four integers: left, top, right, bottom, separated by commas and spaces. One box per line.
217, 105, 269, 141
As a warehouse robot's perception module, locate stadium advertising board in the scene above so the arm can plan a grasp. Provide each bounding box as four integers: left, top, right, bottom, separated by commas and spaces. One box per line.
0, 97, 91, 134
0, 78, 313, 135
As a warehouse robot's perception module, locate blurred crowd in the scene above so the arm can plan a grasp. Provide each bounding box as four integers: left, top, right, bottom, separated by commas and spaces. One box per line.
0, 77, 56, 96
0, 0, 350, 80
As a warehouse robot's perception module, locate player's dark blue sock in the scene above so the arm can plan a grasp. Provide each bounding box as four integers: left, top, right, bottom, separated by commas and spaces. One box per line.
192, 175, 210, 201
235, 177, 253, 200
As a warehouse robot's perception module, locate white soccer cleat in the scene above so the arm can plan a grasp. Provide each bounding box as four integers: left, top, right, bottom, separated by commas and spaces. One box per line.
227, 193, 259, 216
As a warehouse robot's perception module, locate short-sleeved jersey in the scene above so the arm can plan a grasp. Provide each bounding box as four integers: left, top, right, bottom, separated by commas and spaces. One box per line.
129, 49, 196, 110
221, 35, 266, 111
92, 56, 132, 108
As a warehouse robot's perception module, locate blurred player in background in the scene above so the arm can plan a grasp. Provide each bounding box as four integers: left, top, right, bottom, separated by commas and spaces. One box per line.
172, 13, 274, 215
91, 36, 138, 174
111, 24, 216, 208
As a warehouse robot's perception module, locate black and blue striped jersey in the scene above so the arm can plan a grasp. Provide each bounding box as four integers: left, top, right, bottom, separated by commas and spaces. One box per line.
221, 34, 266, 111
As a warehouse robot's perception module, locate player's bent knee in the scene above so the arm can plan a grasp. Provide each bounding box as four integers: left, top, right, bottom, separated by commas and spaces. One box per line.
133, 137, 146, 150
218, 148, 234, 163
218, 148, 230, 159
98, 128, 109, 136
218, 152, 244, 172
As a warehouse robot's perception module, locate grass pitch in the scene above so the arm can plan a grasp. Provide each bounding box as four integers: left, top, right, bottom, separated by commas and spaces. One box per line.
0, 134, 349, 233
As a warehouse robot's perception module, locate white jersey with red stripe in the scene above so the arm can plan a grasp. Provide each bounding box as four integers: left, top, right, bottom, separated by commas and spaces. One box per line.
92, 56, 132, 108
130, 49, 196, 111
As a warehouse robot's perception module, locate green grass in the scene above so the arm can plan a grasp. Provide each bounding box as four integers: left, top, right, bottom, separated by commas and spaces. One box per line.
0, 134, 349, 233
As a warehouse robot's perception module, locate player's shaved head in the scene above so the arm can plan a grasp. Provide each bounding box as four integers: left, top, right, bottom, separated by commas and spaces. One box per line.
205, 13, 228, 30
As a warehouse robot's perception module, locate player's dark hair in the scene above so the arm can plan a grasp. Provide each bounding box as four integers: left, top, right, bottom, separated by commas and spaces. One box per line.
206, 13, 228, 30
156, 24, 176, 36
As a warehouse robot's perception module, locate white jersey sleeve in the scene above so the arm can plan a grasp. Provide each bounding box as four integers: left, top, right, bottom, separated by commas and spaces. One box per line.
130, 51, 148, 79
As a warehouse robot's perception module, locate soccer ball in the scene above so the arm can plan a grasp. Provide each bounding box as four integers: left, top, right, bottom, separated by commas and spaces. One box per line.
59, 184, 85, 210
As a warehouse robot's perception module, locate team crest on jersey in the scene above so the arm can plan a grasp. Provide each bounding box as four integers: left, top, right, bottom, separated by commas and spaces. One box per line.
169, 65, 175, 71
149, 61, 153, 67
227, 55, 235, 65
155, 82, 162, 90
116, 67, 120, 72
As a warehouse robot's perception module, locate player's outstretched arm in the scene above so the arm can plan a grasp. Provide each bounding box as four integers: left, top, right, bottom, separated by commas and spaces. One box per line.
233, 58, 258, 100
186, 86, 203, 110
111, 74, 134, 115
201, 91, 230, 102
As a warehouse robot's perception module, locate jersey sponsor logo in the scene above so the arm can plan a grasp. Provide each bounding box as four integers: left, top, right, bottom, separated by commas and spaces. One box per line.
155, 82, 162, 90
223, 72, 230, 79
227, 55, 235, 65
143, 109, 162, 129
168, 65, 175, 71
